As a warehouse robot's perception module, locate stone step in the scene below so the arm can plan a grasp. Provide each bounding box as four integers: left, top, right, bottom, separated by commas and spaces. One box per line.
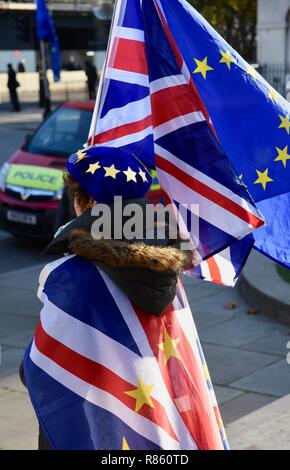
240, 250, 290, 325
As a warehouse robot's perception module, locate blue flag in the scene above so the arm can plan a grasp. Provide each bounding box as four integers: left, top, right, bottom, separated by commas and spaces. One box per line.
36, 0, 61, 82
157, 0, 290, 269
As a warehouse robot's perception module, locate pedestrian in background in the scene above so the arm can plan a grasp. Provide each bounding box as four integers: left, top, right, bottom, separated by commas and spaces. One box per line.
17, 59, 26, 73
7, 64, 21, 112
84, 60, 98, 100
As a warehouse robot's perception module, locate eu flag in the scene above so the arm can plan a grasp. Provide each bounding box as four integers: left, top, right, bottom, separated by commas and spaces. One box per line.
158, 0, 290, 269
36, 0, 61, 82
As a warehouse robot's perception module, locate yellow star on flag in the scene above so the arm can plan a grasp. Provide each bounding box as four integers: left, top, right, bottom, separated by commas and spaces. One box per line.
274, 145, 290, 168
122, 437, 130, 450
219, 50, 235, 70
75, 149, 88, 164
103, 164, 120, 179
246, 65, 258, 80
123, 166, 137, 182
125, 377, 155, 413
254, 168, 273, 190
193, 56, 214, 79
278, 114, 290, 134
138, 168, 148, 183
268, 88, 280, 103
158, 329, 181, 365
239, 173, 248, 188
85, 161, 101, 174
203, 363, 211, 382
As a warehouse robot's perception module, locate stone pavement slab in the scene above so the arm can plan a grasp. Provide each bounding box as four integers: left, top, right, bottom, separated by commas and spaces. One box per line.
240, 251, 290, 325
181, 276, 223, 302
2, 329, 35, 349
0, 265, 43, 290
200, 317, 286, 348
226, 394, 290, 450
221, 392, 276, 425
0, 348, 27, 392
0, 387, 38, 450
203, 343, 280, 385
192, 310, 233, 331
0, 287, 41, 317
241, 331, 290, 357
230, 359, 290, 397
213, 386, 244, 406
243, 251, 290, 304
0, 313, 37, 340
189, 289, 249, 316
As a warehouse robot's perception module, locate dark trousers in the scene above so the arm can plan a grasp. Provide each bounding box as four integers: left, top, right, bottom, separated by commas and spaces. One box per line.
38, 426, 51, 450
9, 88, 20, 111
88, 83, 96, 100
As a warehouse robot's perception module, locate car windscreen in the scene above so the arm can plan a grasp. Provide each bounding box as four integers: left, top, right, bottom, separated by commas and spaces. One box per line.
26, 107, 93, 157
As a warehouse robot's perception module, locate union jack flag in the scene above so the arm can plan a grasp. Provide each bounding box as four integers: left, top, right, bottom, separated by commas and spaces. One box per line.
24, 255, 229, 449
87, 0, 264, 287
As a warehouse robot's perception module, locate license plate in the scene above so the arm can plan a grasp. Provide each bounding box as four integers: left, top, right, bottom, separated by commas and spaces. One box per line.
7, 210, 37, 225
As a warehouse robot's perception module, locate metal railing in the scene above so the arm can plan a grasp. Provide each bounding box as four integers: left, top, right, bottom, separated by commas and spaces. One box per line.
259, 63, 287, 96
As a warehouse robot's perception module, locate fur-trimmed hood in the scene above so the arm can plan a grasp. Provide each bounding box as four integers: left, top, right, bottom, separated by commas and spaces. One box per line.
68, 228, 192, 272
44, 199, 193, 315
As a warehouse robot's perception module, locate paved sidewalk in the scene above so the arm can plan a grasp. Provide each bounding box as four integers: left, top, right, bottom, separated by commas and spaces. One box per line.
227, 393, 290, 450
0, 255, 290, 449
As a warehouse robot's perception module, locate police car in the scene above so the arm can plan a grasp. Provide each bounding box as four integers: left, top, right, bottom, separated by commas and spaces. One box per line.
0, 101, 161, 239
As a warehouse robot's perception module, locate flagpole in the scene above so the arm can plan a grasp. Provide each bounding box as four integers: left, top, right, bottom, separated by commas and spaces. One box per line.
40, 39, 51, 118
88, 0, 123, 147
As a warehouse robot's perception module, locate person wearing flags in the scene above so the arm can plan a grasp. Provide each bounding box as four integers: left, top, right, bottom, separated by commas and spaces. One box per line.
20, 145, 229, 450
19, 0, 286, 450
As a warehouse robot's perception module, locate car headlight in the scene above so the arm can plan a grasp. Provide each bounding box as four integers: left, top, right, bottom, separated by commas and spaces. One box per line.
55, 186, 64, 200
0, 163, 11, 191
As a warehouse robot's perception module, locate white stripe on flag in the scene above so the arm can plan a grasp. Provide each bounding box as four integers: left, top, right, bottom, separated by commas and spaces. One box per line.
150, 75, 187, 94
154, 111, 205, 140
155, 144, 262, 221
30, 341, 183, 450
37, 255, 75, 301
198, 260, 212, 282
173, 305, 219, 411
98, 268, 197, 450
115, 26, 145, 42
96, 95, 151, 134
174, 281, 219, 410
156, 168, 256, 238
39, 292, 185, 415
95, 125, 153, 148
105, 67, 149, 87
212, 248, 237, 286
171, 285, 202, 366
181, 62, 191, 84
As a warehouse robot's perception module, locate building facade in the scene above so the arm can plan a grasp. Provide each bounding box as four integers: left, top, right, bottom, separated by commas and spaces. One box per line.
257, 0, 290, 93
0, 0, 112, 72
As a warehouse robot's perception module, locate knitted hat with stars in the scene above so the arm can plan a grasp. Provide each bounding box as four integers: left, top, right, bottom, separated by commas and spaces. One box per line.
67, 146, 152, 204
